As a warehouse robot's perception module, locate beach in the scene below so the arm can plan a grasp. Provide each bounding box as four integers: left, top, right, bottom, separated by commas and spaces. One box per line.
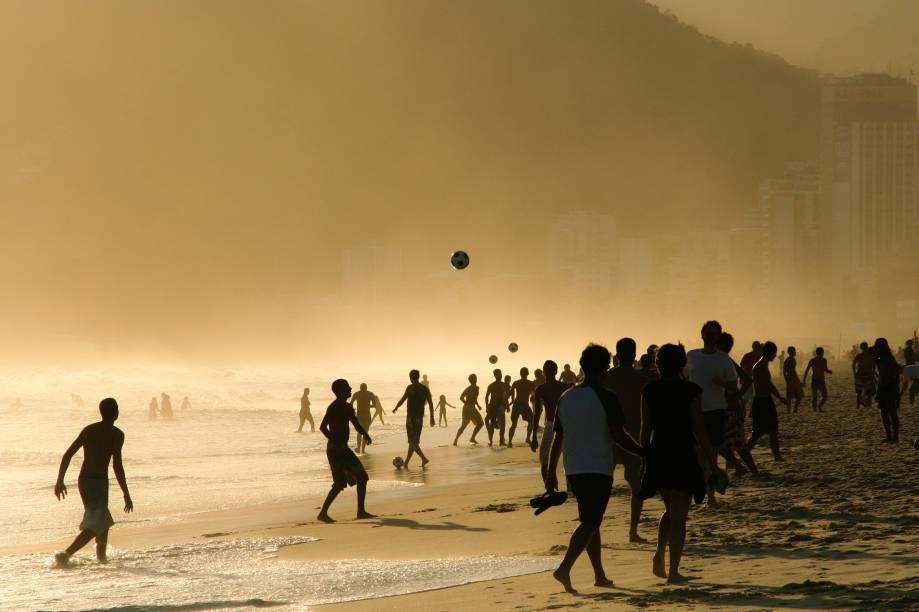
1, 368, 917, 610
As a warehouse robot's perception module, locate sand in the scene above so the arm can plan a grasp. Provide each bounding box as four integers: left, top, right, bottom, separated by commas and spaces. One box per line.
8, 372, 919, 610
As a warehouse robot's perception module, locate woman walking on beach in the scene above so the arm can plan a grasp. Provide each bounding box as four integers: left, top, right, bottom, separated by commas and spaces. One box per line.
873, 338, 901, 443
638, 344, 719, 583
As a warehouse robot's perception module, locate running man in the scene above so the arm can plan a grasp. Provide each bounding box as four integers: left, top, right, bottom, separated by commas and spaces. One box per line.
716, 332, 759, 477
297, 387, 314, 432
783, 347, 804, 413
392, 370, 435, 467
746, 341, 785, 461
485, 369, 509, 446
436, 394, 454, 426
852, 342, 876, 408
602, 337, 650, 543
531, 360, 570, 480
454, 373, 484, 445
508, 367, 536, 448
350, 383, 375, 453
53, 398, 133, 566
544, 343, 646, 594
802, 347, 832, 412
318, 379, 374, 522
560, 364, 577, 386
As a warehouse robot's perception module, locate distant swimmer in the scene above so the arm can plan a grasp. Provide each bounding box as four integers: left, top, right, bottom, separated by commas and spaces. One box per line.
559, 364, 577, 386
370, 393, 385, 425
350, 383, 375, 453
485, 369, 509, 446
746, 341, 785, 462
392, 369, 435, 467
317, 379, 374, 523
148, 397, 159, 421
297, 387, 314, 433
544, 344, 646, 594
453, 373, 484, 446
532, 360, 570, 480
507, 367, 536, 448
782, 347, 804, 413
159, 393, 173, 419
852, 342, 876, 408
436, 394, 454, 426
802, 347, 832, 412
602, 337, 650, 543
873, 338, 901, 443
180, 396, 191, 410
53, 398, 133, 566
715, 332, 759, 477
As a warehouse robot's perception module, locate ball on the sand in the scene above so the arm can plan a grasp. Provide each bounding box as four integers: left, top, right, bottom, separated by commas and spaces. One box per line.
508, 342, 518, 353
489, 355, 498, 364
450, 250, 470, 270
393, 456, 404, 468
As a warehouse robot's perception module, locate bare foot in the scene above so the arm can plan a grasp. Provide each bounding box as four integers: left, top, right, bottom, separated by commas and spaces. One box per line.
629, 533, 649, 544
553, 568, 577, 594
356, 511, 376, 519
594, 576, 615, 587
470, 439, 478, 445
452, 440, 458, 446
53, 552, 71, 568
421, 458, 430, 467
652, 553, 667, 579
317, 513, 335, 523
507, 442, 513, 448
667, 572, 689, 584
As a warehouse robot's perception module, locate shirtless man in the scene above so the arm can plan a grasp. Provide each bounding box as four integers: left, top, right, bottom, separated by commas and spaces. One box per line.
747, 342, 785, 462
559, 364, 577, 386
783, 346, 804, 413
852, 342, 876, 408
531, 360, 570, 480
370, 393, 385, 425
53, 398, 133, 566
393, 370, 436, 467
453, 373, 484, 445
297, 387, 314, 432
739, 341, 763, 414
802, 347, 832, 412
485, 369, 510, 446
602, 337, 650, 543
350, 383, 375, 453
508, 367, 536, 448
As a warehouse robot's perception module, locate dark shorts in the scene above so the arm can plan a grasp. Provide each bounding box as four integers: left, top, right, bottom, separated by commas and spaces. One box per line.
486, 405, 505, 427
326, 444, 368, 489
703, 409, 726, 447
461, 404, 484, 428
511, 403, 533, 422
811, 380, 828, 397
855, 375, 875, 395
406, 415, 423, 445
786, 380, 804, 400
751, 397, 778, 437
567, 473, 612, 526
357, 410, 372, 432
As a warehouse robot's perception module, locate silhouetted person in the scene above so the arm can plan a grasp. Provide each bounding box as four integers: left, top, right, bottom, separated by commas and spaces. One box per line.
873, 338, 901, 443
746, 341, 785, 461
853, 342, 876, 408
638, 344, 720, 584
686, 320, 736, 507
454, 373, 484, 445
53, 398, 133, 566
508, 367, 535, 447
639, 344, 659, 378
533, 368, 546, 391
180, 396, 191, 410
370, 393, 385, 425
783, 347, 803, 413
392, 369, 435, 467
297, 387, 314, 432
602, 337, 650, 543
147, 396, 158, 421
317, 379, 374, 522
159, 393, 173, 419
559, 363, 577, 386
904, 339, 918, 405
715, 332, 759, 477
436, 394, 454, 426
532, 360, 570, 480
350, 383, 375, 453
739, 341, 763, 413
71, 394, 85, 408
485, 369, 509, 446
421, 374, 430, 389
802, 347, 832, 412
545, 343, 645, 594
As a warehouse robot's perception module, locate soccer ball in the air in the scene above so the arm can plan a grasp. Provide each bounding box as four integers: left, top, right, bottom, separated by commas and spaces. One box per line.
451, 250, 470, 270
508, 342, 518, 353
393, 456, 405, 468
489, 355, 498, 364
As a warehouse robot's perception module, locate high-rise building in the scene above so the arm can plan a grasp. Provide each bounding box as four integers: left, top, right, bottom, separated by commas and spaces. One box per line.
820, 74, 917, 288
547, 211, 617, 297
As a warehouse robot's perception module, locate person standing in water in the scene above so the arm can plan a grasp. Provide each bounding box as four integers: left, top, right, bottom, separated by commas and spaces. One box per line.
53, 398, 133, 566
436, 394, 454, 426
159, 393, 173, 419
297, 387, 314, 433
454, 373, 484, 445
485, 369, 509, 446
532, 360, 570, 480
392, 369, 435, 467
508, 367, 535, 448
147, 396, 158, 421
180, 396, 191, 411
746, 341, 785, 462
350, 383, 375, 453
873, 338, 901, 443
370, 393, 385, 425
783, 347, 804, 413
802, 347, 832, 412
317, 379, 374, 523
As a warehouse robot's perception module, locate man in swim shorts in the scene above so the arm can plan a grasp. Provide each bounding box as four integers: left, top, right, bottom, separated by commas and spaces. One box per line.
485, 369, 509, 446
532, 360, 570, 480
350, 383, 375, 453
508, 367, 536, 448
747, 342, 786, 462
393, 369, 436, 467
783, 346, 804, 413
453, 373, 484, 445
802, 347, 832, 412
